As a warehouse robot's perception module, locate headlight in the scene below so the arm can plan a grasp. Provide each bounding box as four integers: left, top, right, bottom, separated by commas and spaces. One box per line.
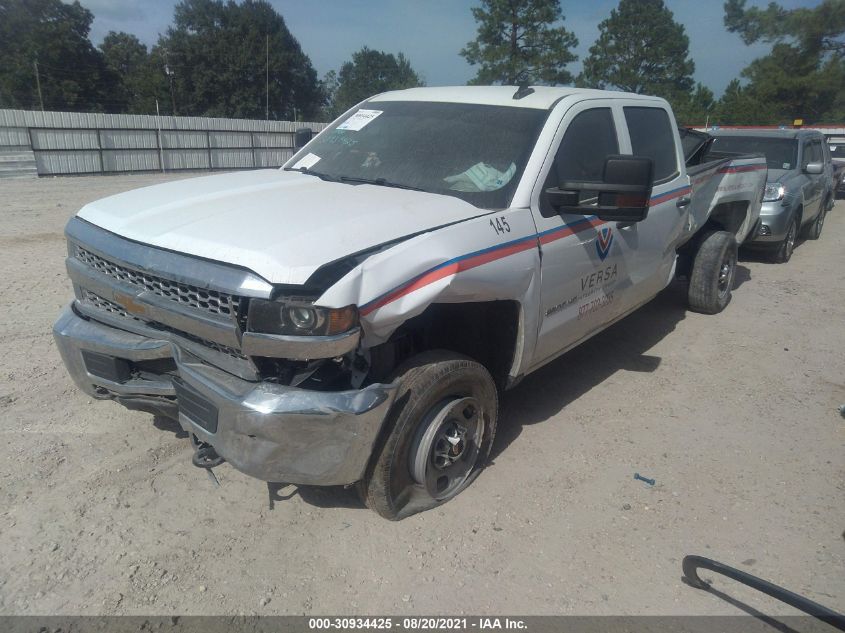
763, 183, 786, 202
247, 299, 358, 336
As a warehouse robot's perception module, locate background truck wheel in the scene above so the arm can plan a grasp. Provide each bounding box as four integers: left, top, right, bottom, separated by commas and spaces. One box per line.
804, 205, 827, 240
358, 350, 497, 520
771, 217, 798, 263
687, 230, 738, 314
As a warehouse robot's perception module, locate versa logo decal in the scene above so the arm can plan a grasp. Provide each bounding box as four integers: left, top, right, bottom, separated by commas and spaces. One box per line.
595, 226, 613, 261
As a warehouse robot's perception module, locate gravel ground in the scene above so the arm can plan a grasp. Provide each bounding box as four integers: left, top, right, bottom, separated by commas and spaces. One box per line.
0, 173, 842, 616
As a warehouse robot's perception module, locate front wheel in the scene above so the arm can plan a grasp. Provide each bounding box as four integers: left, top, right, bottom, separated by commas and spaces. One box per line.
687, 230, 738, 314
358, 350, 498, 520
771, 217, 798, 263
804, 204, 827, 240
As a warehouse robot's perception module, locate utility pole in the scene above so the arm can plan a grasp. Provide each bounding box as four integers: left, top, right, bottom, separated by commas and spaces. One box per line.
155, 99, 165, 174
33, 61, 44, 111
265, 34, 269, 120
164, 50, 177, 116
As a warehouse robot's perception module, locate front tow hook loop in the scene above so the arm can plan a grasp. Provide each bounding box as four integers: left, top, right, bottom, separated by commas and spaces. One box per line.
192, 443, 225, 469
192, 442, 225, 487
191, 435, 226, 488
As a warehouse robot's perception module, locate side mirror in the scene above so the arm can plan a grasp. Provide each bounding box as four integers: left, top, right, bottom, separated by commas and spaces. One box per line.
546, 155, 654, 223
804, 162, 823, 175
294, 127, 313, 149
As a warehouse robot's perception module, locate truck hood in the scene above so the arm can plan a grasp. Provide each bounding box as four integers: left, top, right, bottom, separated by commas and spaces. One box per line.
767, 169, 792, 183
77, 169, 483, 285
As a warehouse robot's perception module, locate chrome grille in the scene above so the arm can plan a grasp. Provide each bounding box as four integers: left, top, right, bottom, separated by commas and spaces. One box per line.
79, 290, 247, 361
81, 289, 138, 321
75, 247, 240, 317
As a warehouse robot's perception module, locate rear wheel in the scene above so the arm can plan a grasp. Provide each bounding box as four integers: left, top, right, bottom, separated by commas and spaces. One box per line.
771, 217, 798, 263
359, 350, 498, 520
688, 230, 738, 314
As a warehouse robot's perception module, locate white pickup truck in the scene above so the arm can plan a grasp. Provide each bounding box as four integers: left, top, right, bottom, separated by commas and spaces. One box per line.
54, 86, 766, 519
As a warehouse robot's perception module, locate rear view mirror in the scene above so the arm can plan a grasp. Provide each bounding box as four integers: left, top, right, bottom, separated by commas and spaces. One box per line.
546, 155, 654, 222
804, 162, 823, 175
294, 127, 313, 149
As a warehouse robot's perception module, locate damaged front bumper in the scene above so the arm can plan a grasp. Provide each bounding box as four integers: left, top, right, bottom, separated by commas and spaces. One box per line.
53, 304, 397, 485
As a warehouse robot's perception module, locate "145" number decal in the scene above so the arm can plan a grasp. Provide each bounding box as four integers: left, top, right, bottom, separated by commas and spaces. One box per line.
489, 216, 511, 235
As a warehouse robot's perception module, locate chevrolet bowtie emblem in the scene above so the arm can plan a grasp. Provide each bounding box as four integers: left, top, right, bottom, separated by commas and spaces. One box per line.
112, 291, 148, 317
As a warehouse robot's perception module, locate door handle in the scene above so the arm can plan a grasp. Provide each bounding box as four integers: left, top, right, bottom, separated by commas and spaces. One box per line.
676, 196, 691, 208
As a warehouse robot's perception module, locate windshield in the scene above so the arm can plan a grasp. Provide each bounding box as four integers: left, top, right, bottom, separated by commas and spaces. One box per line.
286, 101, 549, 209
710, 136, 798, 170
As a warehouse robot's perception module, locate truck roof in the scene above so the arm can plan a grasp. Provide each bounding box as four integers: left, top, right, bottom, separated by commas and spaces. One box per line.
369, 85, 662, 110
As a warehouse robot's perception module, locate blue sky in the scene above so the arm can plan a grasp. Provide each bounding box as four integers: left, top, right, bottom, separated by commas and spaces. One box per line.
79, 0, 818, 96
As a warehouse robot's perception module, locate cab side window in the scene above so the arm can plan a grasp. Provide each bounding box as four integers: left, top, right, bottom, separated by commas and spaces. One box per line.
624, 107, 678, 183
541, 108, 618, 217
802, 141, 817, 168
810, 140, 823, 165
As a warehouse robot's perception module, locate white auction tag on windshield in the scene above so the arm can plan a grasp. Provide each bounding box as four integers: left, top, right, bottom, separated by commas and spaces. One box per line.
291, 152, 321, 170
337, 109, 383, 131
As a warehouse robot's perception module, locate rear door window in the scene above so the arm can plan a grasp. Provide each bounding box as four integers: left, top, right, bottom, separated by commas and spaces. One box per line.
624, 107, 678, 182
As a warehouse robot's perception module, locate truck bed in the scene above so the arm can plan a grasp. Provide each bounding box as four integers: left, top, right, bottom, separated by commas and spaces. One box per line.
683, 154, 767, 246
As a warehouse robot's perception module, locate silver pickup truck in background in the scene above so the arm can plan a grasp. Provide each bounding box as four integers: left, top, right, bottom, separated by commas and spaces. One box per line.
54, 86, 767, 519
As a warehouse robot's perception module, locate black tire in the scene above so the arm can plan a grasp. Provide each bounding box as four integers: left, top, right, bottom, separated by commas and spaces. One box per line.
805, 204, 827, 240
358, 350, 498, 520
771, 217, 798, 263
687, 230, 738, 314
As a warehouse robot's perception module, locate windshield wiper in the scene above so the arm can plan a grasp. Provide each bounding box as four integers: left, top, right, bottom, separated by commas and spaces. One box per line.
338, 175, 424, 192
283, 166, 338, 182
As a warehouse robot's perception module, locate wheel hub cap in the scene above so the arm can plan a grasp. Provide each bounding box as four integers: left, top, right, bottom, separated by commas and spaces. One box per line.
411, 397, 483, 500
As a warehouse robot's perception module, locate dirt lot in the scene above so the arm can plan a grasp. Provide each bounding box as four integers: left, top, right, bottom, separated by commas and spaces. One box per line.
0, 173, 842, 617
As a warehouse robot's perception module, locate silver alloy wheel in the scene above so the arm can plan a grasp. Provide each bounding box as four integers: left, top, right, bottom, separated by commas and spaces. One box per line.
411, 396, 483, 500
717, 253, 735, 298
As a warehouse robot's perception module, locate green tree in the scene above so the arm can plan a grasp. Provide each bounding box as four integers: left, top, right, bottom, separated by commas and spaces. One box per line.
721, 0, 845, 124
158, 0, 322, 119
330, 48, 423, 116
319, 70, 339, 120
461, 0, 578, 85
100, 32, 169, 115
579, 0, 695, 102
724, 0, 844, 59
0, 0, 119, 111
673, 83, 716, 126
713, 79, 773, 125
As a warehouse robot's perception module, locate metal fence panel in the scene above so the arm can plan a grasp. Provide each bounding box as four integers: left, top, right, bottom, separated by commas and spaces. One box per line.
255, 149, 294, 167
161, 130, 207, 149
0, 108, 328, 176
209, 131, 252, 148
163, 149, 211, 170
36, 151, 100, 174
103, 150, 160, 172
0, 127, 30, 147
30, 128, 98, 151
211, 149, 253, 169
100, 129, 158, 149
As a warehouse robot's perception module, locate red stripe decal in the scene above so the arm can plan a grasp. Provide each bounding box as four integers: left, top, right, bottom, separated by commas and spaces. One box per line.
360, 238, 537, 315
717, 164, 767, 174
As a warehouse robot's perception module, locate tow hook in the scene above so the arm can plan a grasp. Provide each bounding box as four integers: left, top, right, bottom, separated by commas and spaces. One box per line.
192, 442, 225, 469
190, 435, 225, 487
